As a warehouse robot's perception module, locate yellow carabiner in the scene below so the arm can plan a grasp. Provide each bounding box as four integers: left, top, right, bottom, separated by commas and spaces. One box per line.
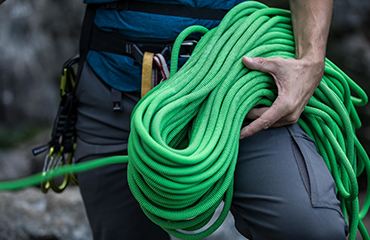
60, 68, 68, 97
48, 147, 70, 193
60, 67, 76, 97
40, 172, 50, 194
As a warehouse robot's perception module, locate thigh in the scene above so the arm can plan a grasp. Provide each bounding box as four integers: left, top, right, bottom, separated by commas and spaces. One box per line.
77, 154, 170, 240
75, 63, 170, 240
232, 123, 348, 240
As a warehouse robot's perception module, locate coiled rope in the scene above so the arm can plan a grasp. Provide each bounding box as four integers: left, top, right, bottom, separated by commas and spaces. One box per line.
0, 1, 369, 240
127, 1, 369, 239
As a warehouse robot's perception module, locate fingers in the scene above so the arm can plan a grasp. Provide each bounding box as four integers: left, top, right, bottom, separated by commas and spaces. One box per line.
240, 101, 284, 139
246, 107, 298, 127
240, 56, 315, 139
241, 57, 284, 139
245, 107, 268, 120
240, 104, 301, 139
242, 56, 281, 74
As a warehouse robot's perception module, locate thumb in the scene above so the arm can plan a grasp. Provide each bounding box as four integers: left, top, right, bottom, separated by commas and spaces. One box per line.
242, 56, 277, 73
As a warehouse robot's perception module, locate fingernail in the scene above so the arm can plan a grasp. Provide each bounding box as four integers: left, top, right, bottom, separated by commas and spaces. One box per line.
242, 57, 253, 63
239, 132, 245, 140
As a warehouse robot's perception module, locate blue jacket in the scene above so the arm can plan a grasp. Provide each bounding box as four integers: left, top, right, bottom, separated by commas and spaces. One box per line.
84, 0, 246, 92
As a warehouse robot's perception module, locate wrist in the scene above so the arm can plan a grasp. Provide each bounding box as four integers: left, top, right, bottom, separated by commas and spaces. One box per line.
296, 48, 326, 71
297, 55, 326, 85
295, 41, 326, 61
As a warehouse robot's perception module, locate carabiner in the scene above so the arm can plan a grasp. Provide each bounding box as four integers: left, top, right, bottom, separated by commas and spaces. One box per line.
48, 147, 70, 193
40, 147, 56, 193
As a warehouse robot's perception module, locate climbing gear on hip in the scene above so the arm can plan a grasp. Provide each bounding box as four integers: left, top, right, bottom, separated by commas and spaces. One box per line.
141, 52, 172, 98
32, 56, 79, 193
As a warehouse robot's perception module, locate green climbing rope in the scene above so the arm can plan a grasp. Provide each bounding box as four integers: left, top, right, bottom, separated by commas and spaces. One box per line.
0, 156, 127, 190
0, 1, 369, 240
127, 2, 369, 239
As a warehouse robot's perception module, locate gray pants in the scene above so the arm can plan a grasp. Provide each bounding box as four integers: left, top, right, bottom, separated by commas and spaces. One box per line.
75, 63, 348, 240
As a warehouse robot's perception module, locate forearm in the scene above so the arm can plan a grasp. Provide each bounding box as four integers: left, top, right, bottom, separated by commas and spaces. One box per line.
289, 0, 333, 63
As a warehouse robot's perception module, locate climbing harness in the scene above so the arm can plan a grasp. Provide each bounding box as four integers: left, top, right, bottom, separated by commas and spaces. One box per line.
0, 1, 369, 240
32, 56, 79, 193
82, 2, 202, 109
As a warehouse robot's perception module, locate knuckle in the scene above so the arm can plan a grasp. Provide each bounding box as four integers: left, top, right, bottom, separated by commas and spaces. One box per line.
274, 57, 284, 62
246, 128, 255, 136
257, 58, 265, 65
241, 127, 255, 138
284, 102, 298, 114
260, 118, 272, 129
285, 113, 300, 123
286, 117, 299, 124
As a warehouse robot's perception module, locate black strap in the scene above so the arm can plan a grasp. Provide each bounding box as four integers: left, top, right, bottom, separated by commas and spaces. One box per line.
101, 0, 228, 20
89, 24, 143, 58
75, 4, 97, 86
89, 24, 199, 63
111, 87, 123, 111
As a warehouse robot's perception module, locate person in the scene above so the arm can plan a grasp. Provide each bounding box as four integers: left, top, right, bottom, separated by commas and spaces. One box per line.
74, 0, 349, 239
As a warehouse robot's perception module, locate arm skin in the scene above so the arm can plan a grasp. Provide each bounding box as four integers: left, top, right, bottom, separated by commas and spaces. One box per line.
240, 0, 333, 139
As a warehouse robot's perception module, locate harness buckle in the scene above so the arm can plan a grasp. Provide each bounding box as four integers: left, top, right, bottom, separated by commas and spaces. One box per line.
180, 40, 198, 58
130, 44, 144, 64
160, 46, 172, 60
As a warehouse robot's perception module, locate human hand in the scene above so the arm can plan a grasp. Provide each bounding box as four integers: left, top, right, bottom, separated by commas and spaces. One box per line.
239, 56, 324, 139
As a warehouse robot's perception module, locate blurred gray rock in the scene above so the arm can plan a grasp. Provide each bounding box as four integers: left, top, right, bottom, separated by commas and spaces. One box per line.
327, 0, 370, 154
0, 187, 92, 240
0, 131, 47, 182
0, 0, 84, 126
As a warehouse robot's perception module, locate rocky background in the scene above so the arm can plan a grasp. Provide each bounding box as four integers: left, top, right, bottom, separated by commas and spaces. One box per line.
0, 0, 370, 239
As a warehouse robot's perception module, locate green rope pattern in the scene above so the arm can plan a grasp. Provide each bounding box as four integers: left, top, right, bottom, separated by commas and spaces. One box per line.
0, 2, 369, 240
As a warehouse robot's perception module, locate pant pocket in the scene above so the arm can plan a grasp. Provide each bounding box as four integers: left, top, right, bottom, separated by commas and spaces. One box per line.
288, 124, 342, 212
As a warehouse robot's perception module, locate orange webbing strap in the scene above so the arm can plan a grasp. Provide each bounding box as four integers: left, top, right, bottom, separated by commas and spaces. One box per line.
141, 52, 155, 98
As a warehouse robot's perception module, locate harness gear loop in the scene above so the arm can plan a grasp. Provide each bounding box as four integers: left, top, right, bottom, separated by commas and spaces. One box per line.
141, 52, 155, 98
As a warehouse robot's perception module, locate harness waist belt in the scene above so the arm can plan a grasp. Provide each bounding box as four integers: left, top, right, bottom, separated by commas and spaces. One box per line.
100, 0, 228, 20
89, 24, 199, 62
